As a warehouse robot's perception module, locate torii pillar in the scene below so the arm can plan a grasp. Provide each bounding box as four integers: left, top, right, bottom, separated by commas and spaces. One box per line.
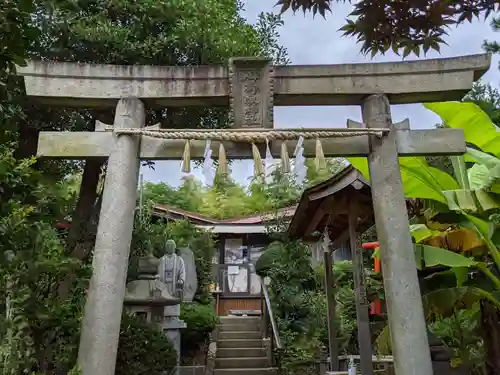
365, 95, 433, 375
77, 98, 145, 375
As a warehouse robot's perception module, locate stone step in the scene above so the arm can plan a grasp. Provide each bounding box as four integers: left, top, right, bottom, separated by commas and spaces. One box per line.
220, 316, 261, 324
216, 357, 268, 369
214, 368, 277, 375
227, 309, 261, 316
219, 331, 261, 340
217, 347, 266, 358
218, 339, 262, 349
219, 322, 261, 332
219, 317, 261, 331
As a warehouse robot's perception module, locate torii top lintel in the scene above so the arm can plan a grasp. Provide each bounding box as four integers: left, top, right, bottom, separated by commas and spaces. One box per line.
19, 54, 491, 160
18, 54, 490, 123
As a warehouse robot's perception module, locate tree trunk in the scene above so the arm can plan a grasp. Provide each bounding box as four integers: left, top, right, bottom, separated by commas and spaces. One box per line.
481, 300, 500, 375
15, 123, 39, 159
57, 159, 105, 301
65, 158, 105, 258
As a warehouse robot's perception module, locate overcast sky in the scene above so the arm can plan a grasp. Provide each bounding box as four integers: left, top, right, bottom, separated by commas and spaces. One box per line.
140, 1, 500, 188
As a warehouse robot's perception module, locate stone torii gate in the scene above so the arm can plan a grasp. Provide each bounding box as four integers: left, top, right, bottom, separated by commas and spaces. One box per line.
18, 54, 490, 375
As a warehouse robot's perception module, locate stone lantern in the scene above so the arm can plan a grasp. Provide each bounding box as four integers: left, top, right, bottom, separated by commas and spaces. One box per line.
124, 254, 180, 326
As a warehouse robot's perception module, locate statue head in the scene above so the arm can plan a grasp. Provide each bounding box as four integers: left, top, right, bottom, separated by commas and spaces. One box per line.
165, 239, 176, 256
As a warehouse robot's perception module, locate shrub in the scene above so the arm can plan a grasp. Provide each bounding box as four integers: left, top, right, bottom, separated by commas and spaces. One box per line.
116, 313, 177, 375
263, 239, 385, 374
255, 240, 285, 277
180, 302, 219, 361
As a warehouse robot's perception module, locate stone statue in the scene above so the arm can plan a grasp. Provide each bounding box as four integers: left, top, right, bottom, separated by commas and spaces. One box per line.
158, 239, 186, 300
179, 247, 198, 302
156, 240, 186, 375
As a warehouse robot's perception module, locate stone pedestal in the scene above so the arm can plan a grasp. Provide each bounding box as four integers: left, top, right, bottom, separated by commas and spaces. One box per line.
165, 303, 181, 318
163, 317, 187, 375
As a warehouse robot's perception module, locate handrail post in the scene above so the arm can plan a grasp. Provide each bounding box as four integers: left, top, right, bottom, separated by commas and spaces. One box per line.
259, 276, 283, 371
261, 289, 269, 339
263, 337, 272, 367
276, 347, 284, 375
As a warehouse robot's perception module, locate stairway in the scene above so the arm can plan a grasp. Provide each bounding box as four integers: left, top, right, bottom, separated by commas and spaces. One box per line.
215, 316, 277, 375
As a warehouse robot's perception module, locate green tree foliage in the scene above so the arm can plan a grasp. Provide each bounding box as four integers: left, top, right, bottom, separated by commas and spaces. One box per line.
483, 13, 500, 66
141, 158, 347, 220
142, 177, 204, 212
464, 83, 500, 126
199, 175, 255, 219
0, 0, 35, 72
259, 239, 383, 373
0, 1, 89, 373
276, 0, 497, 57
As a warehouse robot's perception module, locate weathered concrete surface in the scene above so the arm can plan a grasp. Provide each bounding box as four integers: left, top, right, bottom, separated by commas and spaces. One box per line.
18, 54, 490, 107
77, 98, 144, 375
228, 57, 273, 128
363, 94, 433, 375
36, 127, 466, 160
179, 247, 198, 302
179, 366, 205, 375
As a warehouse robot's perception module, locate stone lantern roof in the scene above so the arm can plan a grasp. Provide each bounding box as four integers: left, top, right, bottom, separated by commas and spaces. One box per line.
124, 254, 180, 307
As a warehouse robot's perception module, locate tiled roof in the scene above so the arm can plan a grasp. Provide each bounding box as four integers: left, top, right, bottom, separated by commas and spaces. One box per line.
152, 204, 296, 225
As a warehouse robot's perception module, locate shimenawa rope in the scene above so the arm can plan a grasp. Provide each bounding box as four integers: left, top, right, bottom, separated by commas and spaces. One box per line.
113, 128, 388, 142
111, 127, 390, 181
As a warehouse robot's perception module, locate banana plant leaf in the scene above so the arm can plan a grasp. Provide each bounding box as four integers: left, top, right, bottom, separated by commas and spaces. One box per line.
461, 214, 500, 273
414, 244, 477, 270
421, 268, 467, 293
348, 157, 458, 204
466, 147, 500, 195
375, 286, 500, 355
462, 214, 499, 251
373, 241, 476, 270
424, 102, 500, 158
468, 164, 491, 190
422, 228, 485, 255
348, 155, 498, 213
422, 287, 499, 318
410, 224, 440, 243
466, 147, 500, 169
